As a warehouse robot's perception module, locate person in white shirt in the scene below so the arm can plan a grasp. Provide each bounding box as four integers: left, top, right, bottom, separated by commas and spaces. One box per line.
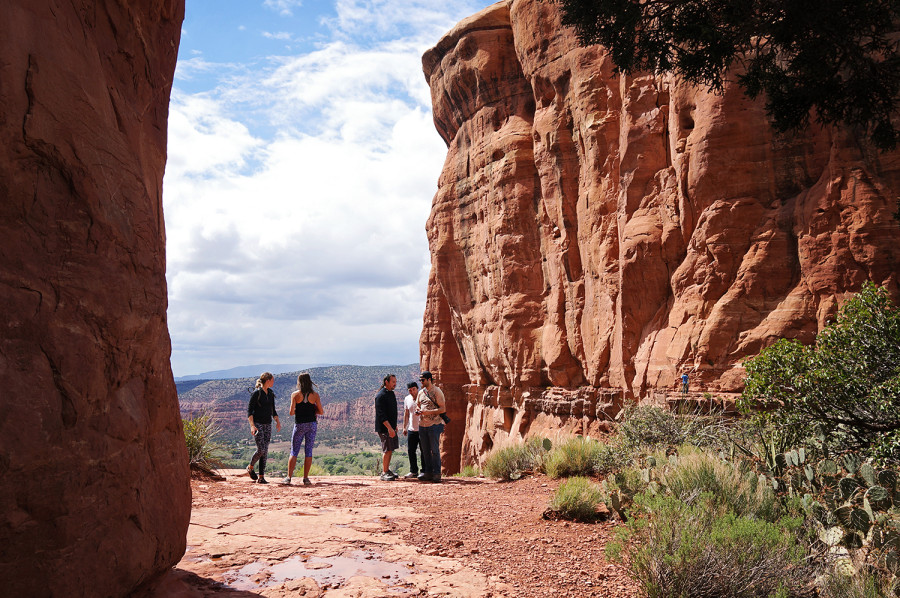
402, 382, 423, 479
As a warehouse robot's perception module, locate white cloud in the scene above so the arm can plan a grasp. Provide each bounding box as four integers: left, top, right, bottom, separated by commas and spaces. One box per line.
264, 0, 304, 17
165, 1, 489, 376
263, 31, 293, 40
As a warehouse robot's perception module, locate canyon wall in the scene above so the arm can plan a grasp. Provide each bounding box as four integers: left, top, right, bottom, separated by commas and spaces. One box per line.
420, 0, 900, 470
0, 1, 189, 595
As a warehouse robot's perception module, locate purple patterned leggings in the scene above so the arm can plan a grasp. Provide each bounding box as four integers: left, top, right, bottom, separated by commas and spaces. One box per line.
290, 421, 318, 458
250, 423, 272, 476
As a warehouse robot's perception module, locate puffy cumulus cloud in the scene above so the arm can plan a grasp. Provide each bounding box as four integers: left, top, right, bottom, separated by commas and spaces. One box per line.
166, 93, 262, 178
165, 1, 487, 376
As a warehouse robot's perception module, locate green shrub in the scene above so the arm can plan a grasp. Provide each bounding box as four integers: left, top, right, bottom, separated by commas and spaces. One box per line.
662, 451, 778, 521
618, 405, 686, 448
819, 569, 898, 598
592, 440, 633, 476
548, 476, 605, 521
741, 283, 900, 464
183, 411, 226, 474
545, 436, 606, 478
307, 463, 328, 476
629, 494, 808, 598
483, 437, 549, 481
454, 465, 480, 477
618, 405, 733, 452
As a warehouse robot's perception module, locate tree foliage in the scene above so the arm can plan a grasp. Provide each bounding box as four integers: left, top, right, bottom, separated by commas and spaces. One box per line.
557, 0, 900, 149
741, 283, 900, 462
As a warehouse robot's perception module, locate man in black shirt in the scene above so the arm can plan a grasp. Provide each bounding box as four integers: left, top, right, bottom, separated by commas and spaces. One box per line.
374, 373, 399, 481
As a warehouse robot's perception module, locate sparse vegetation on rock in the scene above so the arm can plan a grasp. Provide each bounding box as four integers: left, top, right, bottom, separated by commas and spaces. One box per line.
183, 411, 226, 475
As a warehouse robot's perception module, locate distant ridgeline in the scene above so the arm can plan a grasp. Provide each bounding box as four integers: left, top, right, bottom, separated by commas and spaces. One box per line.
177, 364, 421, 438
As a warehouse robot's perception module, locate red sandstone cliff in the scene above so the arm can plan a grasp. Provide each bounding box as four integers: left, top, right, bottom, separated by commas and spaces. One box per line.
0, 1, 189, 595
420, 0, 900, 471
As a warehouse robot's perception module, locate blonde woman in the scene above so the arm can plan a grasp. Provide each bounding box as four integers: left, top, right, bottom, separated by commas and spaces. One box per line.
284, 373, 324, 485
247, 372, 281, 484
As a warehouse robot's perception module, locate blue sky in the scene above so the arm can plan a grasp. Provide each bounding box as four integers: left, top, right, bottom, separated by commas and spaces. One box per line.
164, 0, 491, 376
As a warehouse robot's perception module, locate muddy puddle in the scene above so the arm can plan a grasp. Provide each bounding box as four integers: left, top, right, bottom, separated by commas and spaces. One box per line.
223, 549, 411, 590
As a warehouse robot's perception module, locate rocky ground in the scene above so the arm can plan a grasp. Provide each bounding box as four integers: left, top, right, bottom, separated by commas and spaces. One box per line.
145, 470, 640, 597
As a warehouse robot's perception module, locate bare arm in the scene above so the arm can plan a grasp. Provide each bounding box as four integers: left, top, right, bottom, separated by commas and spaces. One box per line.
313, 392, 324, 416
402, 401, 410, 433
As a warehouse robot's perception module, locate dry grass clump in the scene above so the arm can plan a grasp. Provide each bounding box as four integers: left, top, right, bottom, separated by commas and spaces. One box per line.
661, 450, 777, 520
545, 436, 605, 478
547, 476, 605, 521
483, 437, 549, 481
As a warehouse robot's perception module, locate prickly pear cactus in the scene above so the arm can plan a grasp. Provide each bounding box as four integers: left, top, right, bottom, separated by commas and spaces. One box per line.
755, 449, 900, 576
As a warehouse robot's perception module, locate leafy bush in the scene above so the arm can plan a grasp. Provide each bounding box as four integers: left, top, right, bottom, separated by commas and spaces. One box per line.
548, 476, 605, 521
545, 436, 606, 478
618, 405, 687, 448
483, 437, 549, 481
183, 411, 226, 474
628, 494, 808, 598
741, 283, 900, 463
592, 439, 634, 476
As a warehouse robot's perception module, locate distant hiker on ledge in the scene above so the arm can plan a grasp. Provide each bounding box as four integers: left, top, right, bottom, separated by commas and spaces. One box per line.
247, 372, 281, 484
416, 371, 446, 483
374, 373, 399, 481
284, 372, 324, 486
402, 381, 423, 479
680, 372, 689, 399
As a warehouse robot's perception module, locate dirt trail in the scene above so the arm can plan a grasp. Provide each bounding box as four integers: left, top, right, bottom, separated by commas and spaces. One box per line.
144, 471, 640, 597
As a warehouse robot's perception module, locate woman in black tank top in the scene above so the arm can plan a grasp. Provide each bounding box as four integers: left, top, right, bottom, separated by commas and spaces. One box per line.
284, 373, 324, 485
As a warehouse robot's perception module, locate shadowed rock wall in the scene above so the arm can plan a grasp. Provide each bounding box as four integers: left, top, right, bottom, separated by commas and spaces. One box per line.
420, 0, 900, 470
0, 1, 189, 595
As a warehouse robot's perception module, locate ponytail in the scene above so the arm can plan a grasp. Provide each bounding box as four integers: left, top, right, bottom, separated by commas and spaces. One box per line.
256, 371, 274, 390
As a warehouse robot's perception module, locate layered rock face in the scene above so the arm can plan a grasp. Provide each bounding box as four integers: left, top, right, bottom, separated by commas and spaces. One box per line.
0, 2, 189, 595
420, 0, 900, 470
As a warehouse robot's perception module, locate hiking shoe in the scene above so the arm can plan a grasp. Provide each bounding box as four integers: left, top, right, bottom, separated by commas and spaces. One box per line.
387, 469, 399, 478
247, 466, 258, 481
257, 477, 269, 484
417, 473, 431, 481
403, 472, 418, 479
303, 478, 312, 486
282, 477, 292, 485
430, 477, 442, 484
379, 472, 396, 481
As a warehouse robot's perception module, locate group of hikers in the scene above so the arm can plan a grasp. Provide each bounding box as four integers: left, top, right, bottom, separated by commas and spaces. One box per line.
245, 370, 446, 484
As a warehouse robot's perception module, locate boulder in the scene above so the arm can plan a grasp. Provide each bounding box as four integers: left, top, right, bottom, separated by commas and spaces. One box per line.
0, 1, 190, 595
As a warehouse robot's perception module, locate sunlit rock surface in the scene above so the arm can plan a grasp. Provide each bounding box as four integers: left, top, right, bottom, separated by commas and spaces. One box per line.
0, 1, 190, 595
420, 0, 900, 470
